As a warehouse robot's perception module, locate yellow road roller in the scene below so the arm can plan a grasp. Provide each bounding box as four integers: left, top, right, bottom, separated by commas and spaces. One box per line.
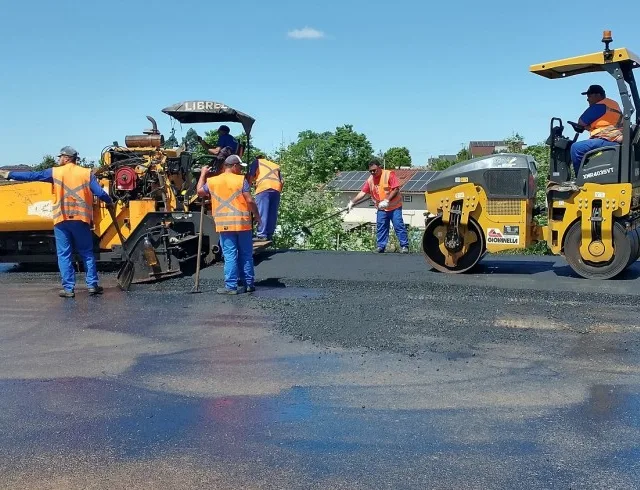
421, 32, 640, 279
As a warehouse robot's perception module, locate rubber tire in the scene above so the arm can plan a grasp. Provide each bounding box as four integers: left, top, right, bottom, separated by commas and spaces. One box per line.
625, 228, 640, 268
563, 220, 632, 280
422, 216, 485, 273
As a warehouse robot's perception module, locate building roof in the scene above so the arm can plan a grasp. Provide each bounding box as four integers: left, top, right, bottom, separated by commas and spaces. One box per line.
469, 140, 507, 147
0, 164, 32, 171
327, 169, 439, 193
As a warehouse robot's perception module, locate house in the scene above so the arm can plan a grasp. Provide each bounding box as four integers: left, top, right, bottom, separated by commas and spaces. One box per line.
327, 169, 439, 230
468, 141, 509, 158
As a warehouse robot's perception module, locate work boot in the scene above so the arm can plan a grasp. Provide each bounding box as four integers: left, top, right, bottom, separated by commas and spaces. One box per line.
401, 247, 409, 254
377, 247, 385, 253
88, 286, 104, 295
59, 289, 75, 298
245, 286, 256, 293
216, 287, 238, 295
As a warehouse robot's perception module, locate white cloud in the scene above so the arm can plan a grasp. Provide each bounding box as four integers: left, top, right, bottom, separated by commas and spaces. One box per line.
287, 27, 325, 40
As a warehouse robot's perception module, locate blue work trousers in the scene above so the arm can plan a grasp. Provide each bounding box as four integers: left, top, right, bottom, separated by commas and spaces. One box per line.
255, 189, 281, 240
53, 220, 99, 291
376, 207, 409, 250
220, 230, 254, 290
570, 138, 618, 175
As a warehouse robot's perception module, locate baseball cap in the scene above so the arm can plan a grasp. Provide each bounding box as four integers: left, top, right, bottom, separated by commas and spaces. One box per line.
58, 146, 78, 157
581, 84, 605, 96
224, 154, 247, 167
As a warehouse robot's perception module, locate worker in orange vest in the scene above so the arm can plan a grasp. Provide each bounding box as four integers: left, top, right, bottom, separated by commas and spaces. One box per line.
570, 84, 623, 175
247, 155, 283, 241
197, 155, 262, 294
347, 158, 409, 253
0, 147, 115, 297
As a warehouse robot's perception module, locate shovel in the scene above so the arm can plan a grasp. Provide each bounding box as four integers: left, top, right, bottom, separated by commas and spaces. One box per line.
300, 197, 371, 236
108, 206, 135, 291
191, 198, 206, 294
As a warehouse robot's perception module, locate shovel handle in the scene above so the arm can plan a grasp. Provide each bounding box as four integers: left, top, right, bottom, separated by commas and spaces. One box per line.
107, 206, 132, 261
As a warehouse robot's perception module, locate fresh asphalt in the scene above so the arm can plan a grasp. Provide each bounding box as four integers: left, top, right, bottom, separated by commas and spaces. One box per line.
1, 251, 639, 489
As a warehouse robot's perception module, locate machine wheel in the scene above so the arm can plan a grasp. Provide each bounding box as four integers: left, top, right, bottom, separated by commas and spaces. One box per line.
563, 220, 631, 279
626, 228, 640, 268
422, 216, 485, 273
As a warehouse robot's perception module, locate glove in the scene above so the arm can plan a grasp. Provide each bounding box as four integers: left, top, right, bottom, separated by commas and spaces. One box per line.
378, 199, 389, 210
0, 170, 9, 179
347, 201, 354, 213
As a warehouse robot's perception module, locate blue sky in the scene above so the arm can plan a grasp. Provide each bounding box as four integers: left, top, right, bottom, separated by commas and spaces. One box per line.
1, 0, 638, 166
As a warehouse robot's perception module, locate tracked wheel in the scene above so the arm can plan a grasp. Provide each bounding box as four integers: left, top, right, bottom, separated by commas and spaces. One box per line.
422, 216, 485, 273
564, 220, 632, 279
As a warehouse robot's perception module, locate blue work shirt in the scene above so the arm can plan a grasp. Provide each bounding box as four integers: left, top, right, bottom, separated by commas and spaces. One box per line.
579, 104, 607, 126
217, 134, 238, 152
8, 167, 113, 204
201, 177, 250, 196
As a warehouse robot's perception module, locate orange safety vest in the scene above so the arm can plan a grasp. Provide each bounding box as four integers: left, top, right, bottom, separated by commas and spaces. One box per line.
367, 169, 402, 211
254, 158, 283, 194
587, 98, 624, 142
206, 172, 252, 232
51, 164, 94, 226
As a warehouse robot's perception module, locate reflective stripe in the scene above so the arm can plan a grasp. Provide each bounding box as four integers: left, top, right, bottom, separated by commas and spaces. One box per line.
368, 170, 402, 211
589, 98, 624, 142
255, 159, 282, 193
207, 174, 252, 232
51, 167, 94, 225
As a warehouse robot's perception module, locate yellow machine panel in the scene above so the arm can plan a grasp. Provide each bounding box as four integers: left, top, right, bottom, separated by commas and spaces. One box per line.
0, 182, 55, 232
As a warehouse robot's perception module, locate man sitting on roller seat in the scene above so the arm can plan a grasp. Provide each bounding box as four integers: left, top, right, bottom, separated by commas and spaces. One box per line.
570, 84, 623, 175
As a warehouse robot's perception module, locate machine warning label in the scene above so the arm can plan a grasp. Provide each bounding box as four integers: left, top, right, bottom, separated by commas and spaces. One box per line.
503, 225, 519, 236
27, 200, 53, 218
487, 227, 519, 245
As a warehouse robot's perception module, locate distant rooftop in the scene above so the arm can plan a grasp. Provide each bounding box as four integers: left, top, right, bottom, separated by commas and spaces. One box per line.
0, 164, 33, 171
469, 141, 507, 147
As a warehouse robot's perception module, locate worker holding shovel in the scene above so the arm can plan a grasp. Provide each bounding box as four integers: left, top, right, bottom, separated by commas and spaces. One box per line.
197, 155, 261, 294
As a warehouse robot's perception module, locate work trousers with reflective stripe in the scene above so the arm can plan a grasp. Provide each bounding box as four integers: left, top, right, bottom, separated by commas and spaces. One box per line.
220, 230, 254, 290
53, 220, 99, 291
376, 207, 409, 250
255, 189, 281, 240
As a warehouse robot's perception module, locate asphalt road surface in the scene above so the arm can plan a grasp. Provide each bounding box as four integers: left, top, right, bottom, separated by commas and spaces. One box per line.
1, 251, 639, 489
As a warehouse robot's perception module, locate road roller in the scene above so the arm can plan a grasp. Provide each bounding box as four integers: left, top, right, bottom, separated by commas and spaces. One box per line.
421, 32, 640, 279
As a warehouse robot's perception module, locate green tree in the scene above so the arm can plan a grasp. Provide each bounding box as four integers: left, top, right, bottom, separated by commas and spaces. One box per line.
33, 155, 56, 171
283, 125, 374, 183
269, 124, 374, 249
503, 133, 526, 153
382, 146, 411, 168
164, 128, 180, 149
456, 147, 471, 161
235, 132, 269, 164
182, 128, 201, 153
